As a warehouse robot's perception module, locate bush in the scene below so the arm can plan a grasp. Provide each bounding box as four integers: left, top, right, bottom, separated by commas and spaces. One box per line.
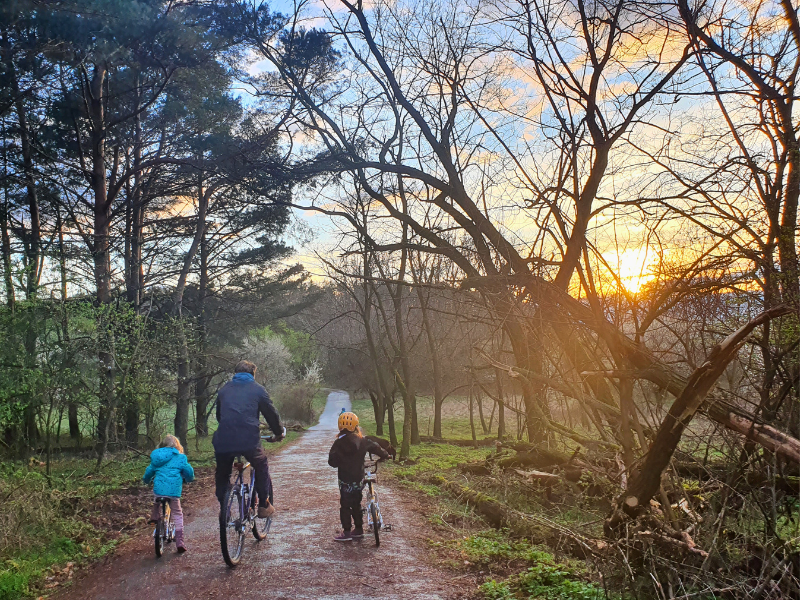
275, 381, 318, 425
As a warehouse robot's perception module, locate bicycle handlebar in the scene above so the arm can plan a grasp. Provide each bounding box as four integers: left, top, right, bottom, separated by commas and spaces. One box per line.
261, 427, 287, 443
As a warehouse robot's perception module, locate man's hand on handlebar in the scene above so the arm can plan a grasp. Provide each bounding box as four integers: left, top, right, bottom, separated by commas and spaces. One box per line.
261, 426, 286, 443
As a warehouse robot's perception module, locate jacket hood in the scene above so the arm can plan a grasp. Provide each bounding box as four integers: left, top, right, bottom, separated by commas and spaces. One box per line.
232, 373, 255, 383
150, 447, 179, 467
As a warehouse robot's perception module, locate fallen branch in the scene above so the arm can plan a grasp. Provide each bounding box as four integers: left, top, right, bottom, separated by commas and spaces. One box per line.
606, 306, 793, 533
514, 468, 561, 482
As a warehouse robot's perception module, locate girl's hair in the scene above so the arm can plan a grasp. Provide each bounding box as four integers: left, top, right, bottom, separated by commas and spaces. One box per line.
335, 427, 364, 441
159, 434, 184, 454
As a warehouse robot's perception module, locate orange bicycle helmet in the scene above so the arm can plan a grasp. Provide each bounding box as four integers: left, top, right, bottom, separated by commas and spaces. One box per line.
338, 411, 359, 432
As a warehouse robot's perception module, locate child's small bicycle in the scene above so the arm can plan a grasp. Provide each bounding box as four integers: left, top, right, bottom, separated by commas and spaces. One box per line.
363, 455, 387, 546
153, 497, 175, 558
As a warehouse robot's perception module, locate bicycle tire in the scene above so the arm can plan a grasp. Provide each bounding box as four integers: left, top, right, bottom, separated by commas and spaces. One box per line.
154, 516, 165, 558
251, 490, 271, 541
370, 503, 380, 547
219, 485, 245, 567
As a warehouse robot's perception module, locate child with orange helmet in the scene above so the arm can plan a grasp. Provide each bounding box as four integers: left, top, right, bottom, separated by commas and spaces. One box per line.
328, 411, 389, 541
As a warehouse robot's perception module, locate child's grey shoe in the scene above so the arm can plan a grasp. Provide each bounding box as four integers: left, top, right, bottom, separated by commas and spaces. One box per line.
350, 528, 364, 539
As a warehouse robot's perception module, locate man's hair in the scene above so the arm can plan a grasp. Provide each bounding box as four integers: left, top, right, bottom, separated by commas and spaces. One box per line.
234, 360, 257, 375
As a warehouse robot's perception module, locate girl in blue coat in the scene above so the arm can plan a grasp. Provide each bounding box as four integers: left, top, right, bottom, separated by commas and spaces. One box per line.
143, 435, 195, 553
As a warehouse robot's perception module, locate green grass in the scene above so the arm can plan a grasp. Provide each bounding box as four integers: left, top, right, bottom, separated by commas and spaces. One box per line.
478, 546, 609, 600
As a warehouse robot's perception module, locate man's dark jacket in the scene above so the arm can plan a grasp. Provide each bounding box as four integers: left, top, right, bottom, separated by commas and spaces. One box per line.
212, 373, 283, 454
328, 431, 389, 483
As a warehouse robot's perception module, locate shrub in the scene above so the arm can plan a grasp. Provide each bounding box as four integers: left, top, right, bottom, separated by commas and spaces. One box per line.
275, 381, 317, 425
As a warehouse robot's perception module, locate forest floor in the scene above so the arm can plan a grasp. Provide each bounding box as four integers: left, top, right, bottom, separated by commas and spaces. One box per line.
49, 391, 479, 600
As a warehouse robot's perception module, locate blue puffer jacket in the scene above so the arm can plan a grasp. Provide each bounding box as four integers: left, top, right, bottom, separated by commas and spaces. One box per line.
142, 447, 195, 498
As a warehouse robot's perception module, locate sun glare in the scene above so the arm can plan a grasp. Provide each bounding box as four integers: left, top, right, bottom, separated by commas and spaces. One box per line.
604, 247, 656, 294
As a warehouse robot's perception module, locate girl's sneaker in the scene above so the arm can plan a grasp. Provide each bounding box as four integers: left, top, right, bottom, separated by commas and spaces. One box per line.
351, 528, 364, 538
177, 545, 187, 554
333, 531, 352, 542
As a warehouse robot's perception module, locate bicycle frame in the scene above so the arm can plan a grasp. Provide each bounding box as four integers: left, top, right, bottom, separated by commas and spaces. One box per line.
226, 460, 256, 529
364, 456, 383, 545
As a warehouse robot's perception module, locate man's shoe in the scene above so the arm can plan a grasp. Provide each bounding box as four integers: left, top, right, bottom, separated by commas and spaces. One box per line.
351, 528, 364, 539
333, 531, 353, 542
257, 502, 275, 518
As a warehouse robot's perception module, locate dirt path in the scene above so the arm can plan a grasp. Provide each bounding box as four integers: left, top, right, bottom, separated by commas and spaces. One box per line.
55, 391, 474, 600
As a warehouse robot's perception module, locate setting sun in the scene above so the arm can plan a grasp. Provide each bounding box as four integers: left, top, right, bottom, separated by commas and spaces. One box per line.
604, 247, 657, 293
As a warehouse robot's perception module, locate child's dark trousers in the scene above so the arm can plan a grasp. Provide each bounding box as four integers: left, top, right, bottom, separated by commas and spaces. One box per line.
339, 484, 363, 531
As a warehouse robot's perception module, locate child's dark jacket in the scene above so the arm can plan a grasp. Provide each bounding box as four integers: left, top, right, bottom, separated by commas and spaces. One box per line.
328, 431, 389, 483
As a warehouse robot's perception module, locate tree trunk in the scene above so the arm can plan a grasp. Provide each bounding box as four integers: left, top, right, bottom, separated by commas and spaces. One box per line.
3, 32, 40, 301
396, 370, 413, 459
416, 282, 444, 438
175, 324, 191, 448
469, 385, 477, 446
125, 72, 144, 307
387, 395, 398, 448
0, 187, 13, 311
361, 275, 387, 437
57, 211, 80, 442
89, 62, 118, 467
173, 175, 208, 447
476, 387, 488, 434
194, 232, 210, 437
495, 367, 506, 439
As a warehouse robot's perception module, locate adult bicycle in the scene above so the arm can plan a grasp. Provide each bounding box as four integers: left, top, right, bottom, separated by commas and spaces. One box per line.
219, 430, 284, 567
153, 497, 175, 558
363, 455, 386, 547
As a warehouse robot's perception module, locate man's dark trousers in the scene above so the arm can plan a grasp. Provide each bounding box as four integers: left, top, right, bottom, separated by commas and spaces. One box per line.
215, 445, 273, 507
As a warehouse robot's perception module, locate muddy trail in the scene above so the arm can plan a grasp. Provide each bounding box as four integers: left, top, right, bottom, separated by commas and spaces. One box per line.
55, 391, 474, 600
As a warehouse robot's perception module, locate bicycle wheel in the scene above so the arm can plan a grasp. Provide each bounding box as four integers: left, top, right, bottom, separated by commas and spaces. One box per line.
251, 491, 271, 541
370, 503, 380, 547
219, 485, 245, 567
154, 514, 165, 558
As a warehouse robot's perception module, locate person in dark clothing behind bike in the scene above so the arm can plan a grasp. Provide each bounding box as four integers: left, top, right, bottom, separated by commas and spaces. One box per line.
328, 411, 389, 541
213, 360, 284, 518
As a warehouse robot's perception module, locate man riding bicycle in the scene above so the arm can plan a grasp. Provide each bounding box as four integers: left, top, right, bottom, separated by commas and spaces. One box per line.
213, 360, 284, 518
